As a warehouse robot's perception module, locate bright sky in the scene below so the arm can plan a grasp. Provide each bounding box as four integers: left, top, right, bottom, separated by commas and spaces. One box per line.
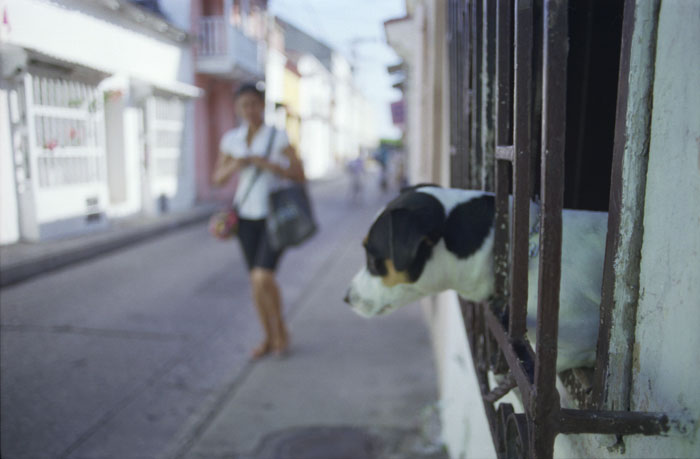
268, 0, 406, 140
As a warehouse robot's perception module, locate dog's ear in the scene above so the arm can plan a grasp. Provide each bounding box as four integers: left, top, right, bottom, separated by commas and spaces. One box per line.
389, 208, 441, 272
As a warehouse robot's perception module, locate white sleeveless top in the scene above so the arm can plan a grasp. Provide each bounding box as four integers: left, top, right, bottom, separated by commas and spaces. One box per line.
219, 123, 290, 219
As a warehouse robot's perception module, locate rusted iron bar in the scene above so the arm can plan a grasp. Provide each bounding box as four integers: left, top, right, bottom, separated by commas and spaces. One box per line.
530, 0, 568, 457
449, 0, 473, 189
509, 0, 534, 341
459, 0, 471, 188
463, 0, 474, 186
559, 409, 672, 436
455, 0, 469, 187
482, 0, 498, 191
506, 413, 531, 458
493, 160, 511, 308
497, 403, 516, 458
448, 0, 461, 188
470, 0, 483, 188
493, 0, 513, 306
484, 374, 517, 403
484, 305, 534, 408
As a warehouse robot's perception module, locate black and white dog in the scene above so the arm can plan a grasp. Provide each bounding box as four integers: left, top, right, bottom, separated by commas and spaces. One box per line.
345, 185, 607, 372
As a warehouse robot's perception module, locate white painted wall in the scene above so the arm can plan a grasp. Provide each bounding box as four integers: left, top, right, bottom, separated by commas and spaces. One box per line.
408, 4, 431, 184
332, 53, 355, 161
425, 293, 504, 459
0, 87, 20, 244
265, 47, 287, 126
556, 2, 700, 457
169, 99, 196, 212
4, 0, 185, 87
299, 117, 332, 180
298, 54, 333, 179
105, 94, 129, 206
118, 105, 146, 217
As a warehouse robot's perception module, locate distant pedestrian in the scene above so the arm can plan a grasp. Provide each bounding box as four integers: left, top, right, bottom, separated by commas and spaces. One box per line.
346, 157, 365, 203
374, 144, 390, 193
212, 82, 305, 359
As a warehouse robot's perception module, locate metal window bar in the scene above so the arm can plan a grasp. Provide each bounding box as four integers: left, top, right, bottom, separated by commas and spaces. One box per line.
470, 0, 484, 189
448, 0, 460, 187
494, 0, 513, 305
446, 0, 681, 457
463, 0, 473, 186
448, 0, 470, 190
481, 0, 497, 191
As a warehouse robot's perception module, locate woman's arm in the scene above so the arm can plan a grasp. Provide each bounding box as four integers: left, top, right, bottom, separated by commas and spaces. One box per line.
212, 152, 250, 187
249, 145, 306, 182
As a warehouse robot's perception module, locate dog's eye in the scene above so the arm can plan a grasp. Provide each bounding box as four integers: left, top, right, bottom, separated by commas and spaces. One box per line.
366, 257, 377, 274
366, 255, 377, 274
367, 256, 387, 276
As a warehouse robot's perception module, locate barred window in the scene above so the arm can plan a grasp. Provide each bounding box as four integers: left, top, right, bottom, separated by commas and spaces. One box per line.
447, 0, 678, 456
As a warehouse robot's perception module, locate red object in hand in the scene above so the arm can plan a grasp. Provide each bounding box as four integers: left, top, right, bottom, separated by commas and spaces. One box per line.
208, 209, 239, 240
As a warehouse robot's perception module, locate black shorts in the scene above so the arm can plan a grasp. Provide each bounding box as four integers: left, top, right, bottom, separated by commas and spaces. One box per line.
237, 218, 284, 271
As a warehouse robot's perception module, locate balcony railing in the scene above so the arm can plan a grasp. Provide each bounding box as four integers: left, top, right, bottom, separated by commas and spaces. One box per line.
197, 16, 264, 79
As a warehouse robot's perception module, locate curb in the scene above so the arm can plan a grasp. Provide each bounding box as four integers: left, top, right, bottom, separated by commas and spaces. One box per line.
0, 205, 217, 288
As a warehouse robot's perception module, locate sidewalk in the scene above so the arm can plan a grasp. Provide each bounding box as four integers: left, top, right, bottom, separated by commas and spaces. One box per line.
170, 199, 447, 459
0, 204, 219, 287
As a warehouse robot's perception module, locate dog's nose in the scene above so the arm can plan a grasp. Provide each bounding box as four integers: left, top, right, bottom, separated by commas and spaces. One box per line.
343, 290, 351, 305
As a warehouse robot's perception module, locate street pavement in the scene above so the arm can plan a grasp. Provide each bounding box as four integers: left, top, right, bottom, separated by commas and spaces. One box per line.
1, 174, 447, 459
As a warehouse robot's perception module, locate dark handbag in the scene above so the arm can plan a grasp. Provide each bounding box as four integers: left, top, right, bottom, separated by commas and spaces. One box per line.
266, 182, 318, 250
209, 127, 277, 241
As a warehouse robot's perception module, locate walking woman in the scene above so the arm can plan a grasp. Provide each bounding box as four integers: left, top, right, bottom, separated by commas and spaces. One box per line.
212, 83, 305, 358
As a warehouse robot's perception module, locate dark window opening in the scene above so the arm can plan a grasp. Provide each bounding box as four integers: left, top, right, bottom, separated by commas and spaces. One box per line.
564, 0, 624, 212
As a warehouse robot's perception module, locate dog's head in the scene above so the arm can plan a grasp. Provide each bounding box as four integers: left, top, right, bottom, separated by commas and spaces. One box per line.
345, 185, 495, 318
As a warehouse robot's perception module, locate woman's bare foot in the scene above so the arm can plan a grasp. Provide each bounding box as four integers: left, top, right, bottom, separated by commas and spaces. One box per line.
272, 332, 290, 357
251, 341, 271, 359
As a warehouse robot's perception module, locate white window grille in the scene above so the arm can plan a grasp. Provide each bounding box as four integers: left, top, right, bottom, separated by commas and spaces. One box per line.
24, 73, 106, 188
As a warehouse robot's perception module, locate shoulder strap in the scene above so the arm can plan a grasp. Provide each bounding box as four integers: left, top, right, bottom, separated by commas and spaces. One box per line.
236, 127, 277, 209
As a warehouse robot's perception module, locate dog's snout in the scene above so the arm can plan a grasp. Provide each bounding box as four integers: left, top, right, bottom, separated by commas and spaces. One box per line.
343, 289, 351, 305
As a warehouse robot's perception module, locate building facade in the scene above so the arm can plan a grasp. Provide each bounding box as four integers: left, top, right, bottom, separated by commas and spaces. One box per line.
386, 1, 699, 458
1, 0, 200, 244
275, 17, 377, 180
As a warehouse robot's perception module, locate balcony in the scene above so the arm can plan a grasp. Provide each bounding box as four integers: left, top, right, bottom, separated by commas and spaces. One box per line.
197, 16, 264, 80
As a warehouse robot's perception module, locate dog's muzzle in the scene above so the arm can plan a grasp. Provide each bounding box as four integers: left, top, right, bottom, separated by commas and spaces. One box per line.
343, 286, 374, 317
